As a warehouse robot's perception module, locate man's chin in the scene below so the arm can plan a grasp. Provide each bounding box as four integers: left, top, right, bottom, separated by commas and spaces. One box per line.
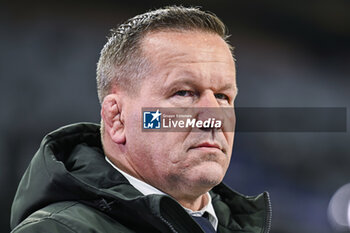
189, 163, 225, 188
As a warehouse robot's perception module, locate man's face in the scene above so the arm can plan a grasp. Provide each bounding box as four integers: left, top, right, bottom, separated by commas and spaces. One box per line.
122, 30, 237, 196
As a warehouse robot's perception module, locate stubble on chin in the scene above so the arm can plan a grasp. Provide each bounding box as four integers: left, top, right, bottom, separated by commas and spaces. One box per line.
163, 161, 225, 197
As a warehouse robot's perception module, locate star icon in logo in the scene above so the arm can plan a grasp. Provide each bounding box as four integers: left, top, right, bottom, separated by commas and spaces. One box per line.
150, 109, 161, 122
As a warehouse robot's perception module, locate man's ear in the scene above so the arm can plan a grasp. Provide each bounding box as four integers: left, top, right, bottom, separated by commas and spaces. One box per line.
101, 94, 126, 144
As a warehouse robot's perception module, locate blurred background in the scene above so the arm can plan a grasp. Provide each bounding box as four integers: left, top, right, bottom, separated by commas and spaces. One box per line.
1, 1, 349, 232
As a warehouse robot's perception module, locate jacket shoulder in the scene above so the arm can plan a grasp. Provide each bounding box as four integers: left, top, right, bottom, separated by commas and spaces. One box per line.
11, 201, 135, 233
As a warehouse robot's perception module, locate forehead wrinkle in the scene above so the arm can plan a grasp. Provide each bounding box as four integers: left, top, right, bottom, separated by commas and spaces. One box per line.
150, 48, 235, 72
160, 69, 236, 94
152, 49, 234, 67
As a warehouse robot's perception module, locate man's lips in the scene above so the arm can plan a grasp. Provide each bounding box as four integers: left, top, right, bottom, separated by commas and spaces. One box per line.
189, 142, 222, 151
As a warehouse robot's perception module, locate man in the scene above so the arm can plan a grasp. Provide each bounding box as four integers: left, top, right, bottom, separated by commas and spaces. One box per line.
11, 6, 271, 233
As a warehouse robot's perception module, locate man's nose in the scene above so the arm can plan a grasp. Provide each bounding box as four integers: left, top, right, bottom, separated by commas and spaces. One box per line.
196, 91, 220, 108
195, 92, 225, 130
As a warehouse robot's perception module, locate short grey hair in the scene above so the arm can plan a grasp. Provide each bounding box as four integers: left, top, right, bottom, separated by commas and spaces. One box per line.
96, 6, 231, 104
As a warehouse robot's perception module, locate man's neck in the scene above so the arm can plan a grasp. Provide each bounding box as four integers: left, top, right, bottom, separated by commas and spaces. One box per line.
177, 192, 209, 211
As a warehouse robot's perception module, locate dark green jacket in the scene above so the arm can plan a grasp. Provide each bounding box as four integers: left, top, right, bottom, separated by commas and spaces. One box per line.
10, 123, 271, 233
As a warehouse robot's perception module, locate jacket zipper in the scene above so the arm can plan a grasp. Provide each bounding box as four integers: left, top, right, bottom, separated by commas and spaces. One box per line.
262, 192, 272, 233
159, 215, 178, 233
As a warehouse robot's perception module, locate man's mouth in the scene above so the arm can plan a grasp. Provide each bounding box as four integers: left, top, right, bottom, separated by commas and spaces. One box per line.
189, 142, 222, 152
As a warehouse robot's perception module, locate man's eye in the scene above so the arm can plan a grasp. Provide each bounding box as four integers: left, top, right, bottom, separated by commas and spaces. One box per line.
214, 93, 229, 101
174, 90, 194, 97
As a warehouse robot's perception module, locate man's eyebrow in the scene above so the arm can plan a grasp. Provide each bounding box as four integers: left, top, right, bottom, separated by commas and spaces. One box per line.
162, 75, 237, 88
215, 83, 238, 98
160, 79, 238, 99
219, 83, 238, 91
160, 77, 197, 94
